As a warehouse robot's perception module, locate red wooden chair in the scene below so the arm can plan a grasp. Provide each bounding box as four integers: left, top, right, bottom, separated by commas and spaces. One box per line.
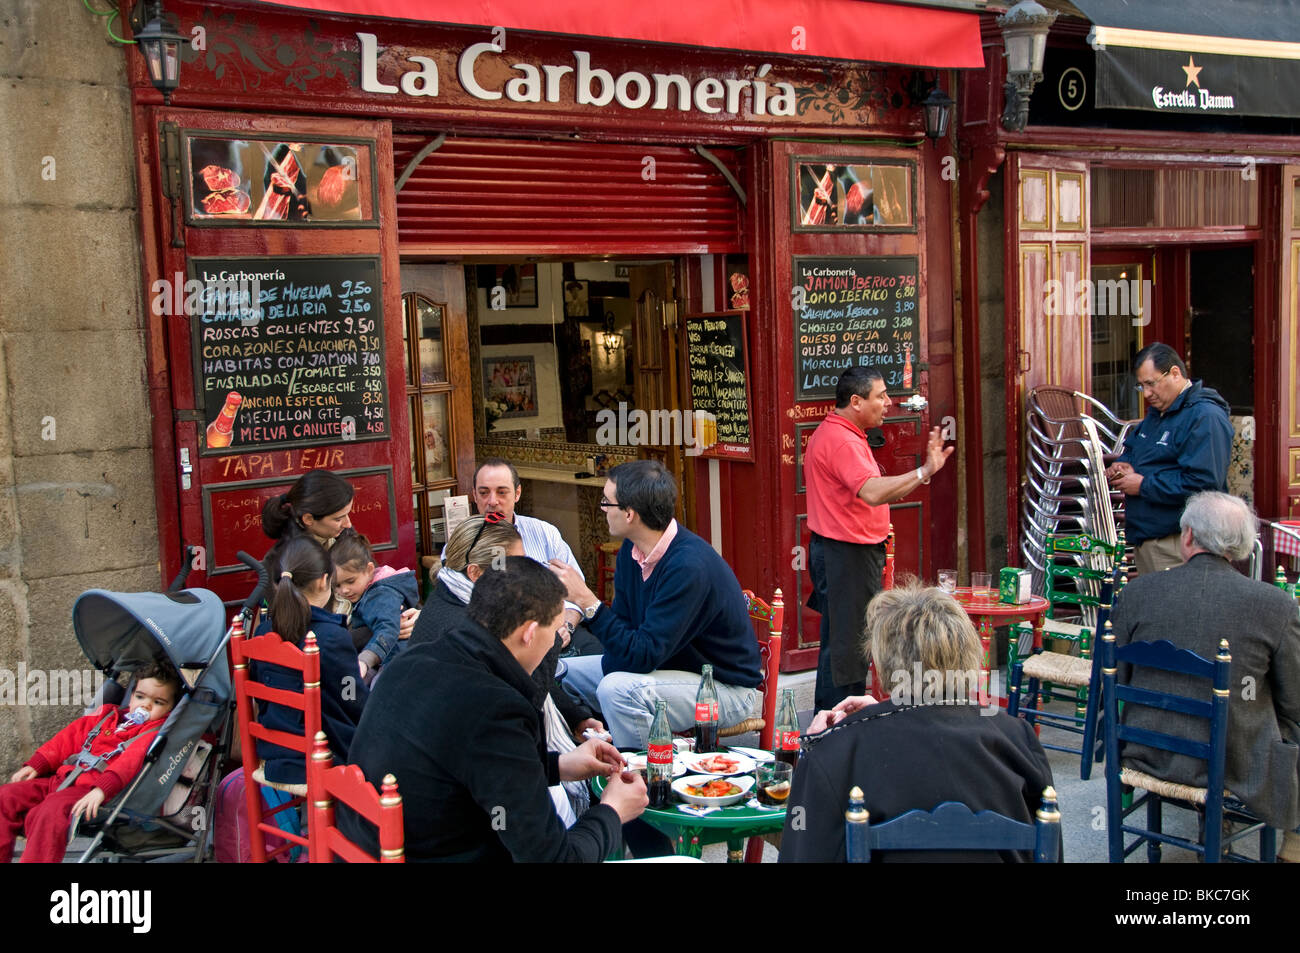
868, 526, 896, 700
730, 588, 784, 751
308, 732, 405, 863
230, 617, 320, 862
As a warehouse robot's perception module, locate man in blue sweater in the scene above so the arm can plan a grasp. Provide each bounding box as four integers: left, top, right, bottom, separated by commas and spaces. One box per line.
550, 460, 761, 749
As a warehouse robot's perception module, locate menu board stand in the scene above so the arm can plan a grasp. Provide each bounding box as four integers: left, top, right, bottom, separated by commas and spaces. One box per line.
684, 310, 754, 461
793, 256, 920, 401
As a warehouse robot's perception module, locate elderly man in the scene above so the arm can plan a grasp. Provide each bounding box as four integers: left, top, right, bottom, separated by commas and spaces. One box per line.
1110, 491, 1300, 860
1106, 342, 1232, 575
549, 459, 761, 749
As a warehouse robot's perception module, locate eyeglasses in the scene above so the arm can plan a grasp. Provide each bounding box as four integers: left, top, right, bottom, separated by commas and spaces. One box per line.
598, 497, 624, 510
468, 511, 508, 554
1134, 369, 1171, 393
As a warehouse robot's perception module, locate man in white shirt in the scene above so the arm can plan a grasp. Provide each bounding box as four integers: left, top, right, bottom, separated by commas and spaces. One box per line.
472, 457, 589, 647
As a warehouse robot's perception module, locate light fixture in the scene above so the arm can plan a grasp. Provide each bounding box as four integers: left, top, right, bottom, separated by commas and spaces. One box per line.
598, 312, 624, 358
997, 0, 1058, 132
921, 86, 955, 141
131, 2, 185, 103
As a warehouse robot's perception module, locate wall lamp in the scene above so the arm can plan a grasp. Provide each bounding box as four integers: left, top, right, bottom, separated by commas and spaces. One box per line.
598, 312, 624, 358
906, 73, 955, 142
130, 1, 185, 103
998, 0, 1058, 132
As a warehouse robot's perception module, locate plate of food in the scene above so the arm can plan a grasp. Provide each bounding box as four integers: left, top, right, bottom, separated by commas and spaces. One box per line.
672, 774, 755, 808
682, 752, 756, 776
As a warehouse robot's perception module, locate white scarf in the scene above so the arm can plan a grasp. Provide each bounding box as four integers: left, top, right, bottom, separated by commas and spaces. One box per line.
438, 567, 475, 604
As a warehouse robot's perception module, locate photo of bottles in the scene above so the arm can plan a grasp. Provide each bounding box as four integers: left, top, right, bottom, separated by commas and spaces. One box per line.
794, 159, 914, 231
186, 135, 373, 224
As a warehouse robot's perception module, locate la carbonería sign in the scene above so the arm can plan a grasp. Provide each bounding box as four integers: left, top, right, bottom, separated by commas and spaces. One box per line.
358, 33, 799, 116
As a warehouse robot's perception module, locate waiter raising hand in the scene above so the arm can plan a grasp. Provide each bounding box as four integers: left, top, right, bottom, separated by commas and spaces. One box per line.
803, 366, 952, 712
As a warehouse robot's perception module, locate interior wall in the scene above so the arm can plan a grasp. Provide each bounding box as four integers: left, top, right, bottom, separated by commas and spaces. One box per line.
476, 262, 565, 434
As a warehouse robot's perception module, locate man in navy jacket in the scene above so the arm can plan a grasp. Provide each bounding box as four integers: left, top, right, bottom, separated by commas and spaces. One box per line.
1107, 342, 1232, 575
551, 460, 761, 749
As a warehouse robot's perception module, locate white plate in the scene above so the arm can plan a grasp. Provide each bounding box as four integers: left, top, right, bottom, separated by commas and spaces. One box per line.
623, 753, 686, 778
682, 752, 756, 776
672, 774, 755, 807
726, 746, 776, 763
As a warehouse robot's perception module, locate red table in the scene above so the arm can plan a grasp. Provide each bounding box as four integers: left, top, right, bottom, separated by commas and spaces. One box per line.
949, 587, 1050, 706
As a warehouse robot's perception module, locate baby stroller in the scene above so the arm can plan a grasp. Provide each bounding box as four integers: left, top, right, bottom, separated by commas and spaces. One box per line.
66, 551, 268, 862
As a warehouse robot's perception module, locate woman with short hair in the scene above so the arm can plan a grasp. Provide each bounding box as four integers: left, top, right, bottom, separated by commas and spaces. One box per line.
780, 582, 1055, 862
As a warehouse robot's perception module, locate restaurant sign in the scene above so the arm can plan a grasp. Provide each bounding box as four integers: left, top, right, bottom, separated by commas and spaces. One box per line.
1095, 46, 1300, 119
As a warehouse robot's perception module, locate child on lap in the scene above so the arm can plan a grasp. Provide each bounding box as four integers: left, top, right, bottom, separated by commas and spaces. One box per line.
331, 531, 420, 681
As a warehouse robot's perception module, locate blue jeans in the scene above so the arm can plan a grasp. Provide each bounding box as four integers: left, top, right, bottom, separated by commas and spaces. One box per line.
559, 656, 757, 750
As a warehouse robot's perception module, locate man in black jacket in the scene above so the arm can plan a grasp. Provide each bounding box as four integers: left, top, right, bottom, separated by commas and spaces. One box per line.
341, 557, 647, 862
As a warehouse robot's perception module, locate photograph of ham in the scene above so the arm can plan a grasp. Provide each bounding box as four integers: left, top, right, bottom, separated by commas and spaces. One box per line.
796, 161, 913, 230
188, 136, 366, 223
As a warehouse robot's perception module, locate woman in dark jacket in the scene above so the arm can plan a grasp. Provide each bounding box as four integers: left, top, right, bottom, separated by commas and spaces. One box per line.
253, 536, 368, 785
780, 582, 1055, 863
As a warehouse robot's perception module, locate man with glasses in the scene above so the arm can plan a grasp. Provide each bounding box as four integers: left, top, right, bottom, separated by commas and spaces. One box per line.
548, 459, 761, 749
1106, 342, 1232, 575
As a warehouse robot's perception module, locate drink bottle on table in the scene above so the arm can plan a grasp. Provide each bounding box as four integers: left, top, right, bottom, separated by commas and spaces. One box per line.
694, 664, 719, 753
773, 688, 800, 769
647, 699, 673, 808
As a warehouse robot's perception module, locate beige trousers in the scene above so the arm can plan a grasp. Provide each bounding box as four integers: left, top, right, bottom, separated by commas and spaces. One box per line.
1134, 534, 1183, 576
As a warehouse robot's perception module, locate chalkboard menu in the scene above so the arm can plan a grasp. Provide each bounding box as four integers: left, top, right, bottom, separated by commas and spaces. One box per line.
685, 311, 753, 461
793, 256, 919, 401
190, 256, 388, 455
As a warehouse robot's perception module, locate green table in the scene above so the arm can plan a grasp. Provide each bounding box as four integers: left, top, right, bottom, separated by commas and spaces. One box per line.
593, 762, 787, 862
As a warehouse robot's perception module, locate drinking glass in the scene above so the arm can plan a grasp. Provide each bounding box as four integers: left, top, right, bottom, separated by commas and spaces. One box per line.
756, 761, 793, 807
971, 571, 993, 606
938, 569, 957, 593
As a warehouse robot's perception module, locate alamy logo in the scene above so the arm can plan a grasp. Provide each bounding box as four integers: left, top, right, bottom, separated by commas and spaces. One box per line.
594, 403, 716, 457
50, 884, 151, 933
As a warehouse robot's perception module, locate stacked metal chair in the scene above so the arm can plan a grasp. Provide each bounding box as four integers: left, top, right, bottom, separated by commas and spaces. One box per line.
1021, 387, 1133, 596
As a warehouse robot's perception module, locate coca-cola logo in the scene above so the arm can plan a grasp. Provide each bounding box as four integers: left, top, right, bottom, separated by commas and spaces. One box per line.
694, 702, 718, 721
779, 731, 800, 750
647, 744, 673, 763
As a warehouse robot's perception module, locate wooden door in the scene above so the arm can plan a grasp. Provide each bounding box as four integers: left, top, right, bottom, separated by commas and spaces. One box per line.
141, 109, 413, 604
1005, 154, 1091, 556
1282, 165, 1300, 517
398, 264, 476, 574
630, 263, 695, 525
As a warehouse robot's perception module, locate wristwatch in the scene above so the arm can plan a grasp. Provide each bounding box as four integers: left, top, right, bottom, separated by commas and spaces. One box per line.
915, 467, 931, 485
563, 620, 577, 636
581, 601, 600, 622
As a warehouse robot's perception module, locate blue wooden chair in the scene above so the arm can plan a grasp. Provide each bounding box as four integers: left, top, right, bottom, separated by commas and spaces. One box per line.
1101, 631, 1278, 863
1006, 574, 1118, 780
844, 786, 1061, 862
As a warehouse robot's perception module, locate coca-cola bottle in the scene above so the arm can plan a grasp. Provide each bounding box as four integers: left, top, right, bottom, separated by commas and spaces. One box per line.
205, 391, 243, 449
773, 688, 800, 769
647, 699, 673, 808
902, 343, 913, 389
694, 664, 720, 753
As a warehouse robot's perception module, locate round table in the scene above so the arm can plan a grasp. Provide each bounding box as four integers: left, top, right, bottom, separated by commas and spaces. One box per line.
592, 763, 787, 861
948, 587, 1050, 705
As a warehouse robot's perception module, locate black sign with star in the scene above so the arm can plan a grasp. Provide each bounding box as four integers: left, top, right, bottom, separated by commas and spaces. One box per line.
1094, 45, 1300, 119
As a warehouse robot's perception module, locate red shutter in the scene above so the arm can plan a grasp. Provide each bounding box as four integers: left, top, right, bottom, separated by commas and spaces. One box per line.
393, 136, 742, 256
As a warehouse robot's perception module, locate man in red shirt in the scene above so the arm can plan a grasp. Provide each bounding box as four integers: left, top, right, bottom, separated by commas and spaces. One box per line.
805, 366, 953, 711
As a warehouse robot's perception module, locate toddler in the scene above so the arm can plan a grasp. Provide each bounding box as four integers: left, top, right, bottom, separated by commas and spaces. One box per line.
0, 661, 181, 862
331, 531, 420, 679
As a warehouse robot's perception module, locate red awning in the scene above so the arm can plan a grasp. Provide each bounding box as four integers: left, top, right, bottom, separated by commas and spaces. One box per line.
247, 0, 985, 69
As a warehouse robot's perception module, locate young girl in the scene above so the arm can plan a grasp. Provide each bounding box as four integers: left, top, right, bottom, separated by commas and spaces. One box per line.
254, 537, 368, 785
330, 531, 420, 680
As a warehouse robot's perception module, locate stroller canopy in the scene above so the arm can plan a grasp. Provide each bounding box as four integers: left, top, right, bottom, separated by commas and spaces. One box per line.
73, 588, 228, 694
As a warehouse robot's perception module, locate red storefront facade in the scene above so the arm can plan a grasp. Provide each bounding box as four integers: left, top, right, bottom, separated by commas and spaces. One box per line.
128, 1, 981, 670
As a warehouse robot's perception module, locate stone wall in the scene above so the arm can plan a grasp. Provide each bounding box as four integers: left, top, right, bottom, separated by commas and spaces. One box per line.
0, 1, 159, 770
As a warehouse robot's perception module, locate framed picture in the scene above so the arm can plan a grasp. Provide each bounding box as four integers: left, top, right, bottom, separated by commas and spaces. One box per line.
791, 157, 916, 232
564, 279, 590, 318
482, 356, 539, 419
183, 133, 377, 226
483, 264, 538, 308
